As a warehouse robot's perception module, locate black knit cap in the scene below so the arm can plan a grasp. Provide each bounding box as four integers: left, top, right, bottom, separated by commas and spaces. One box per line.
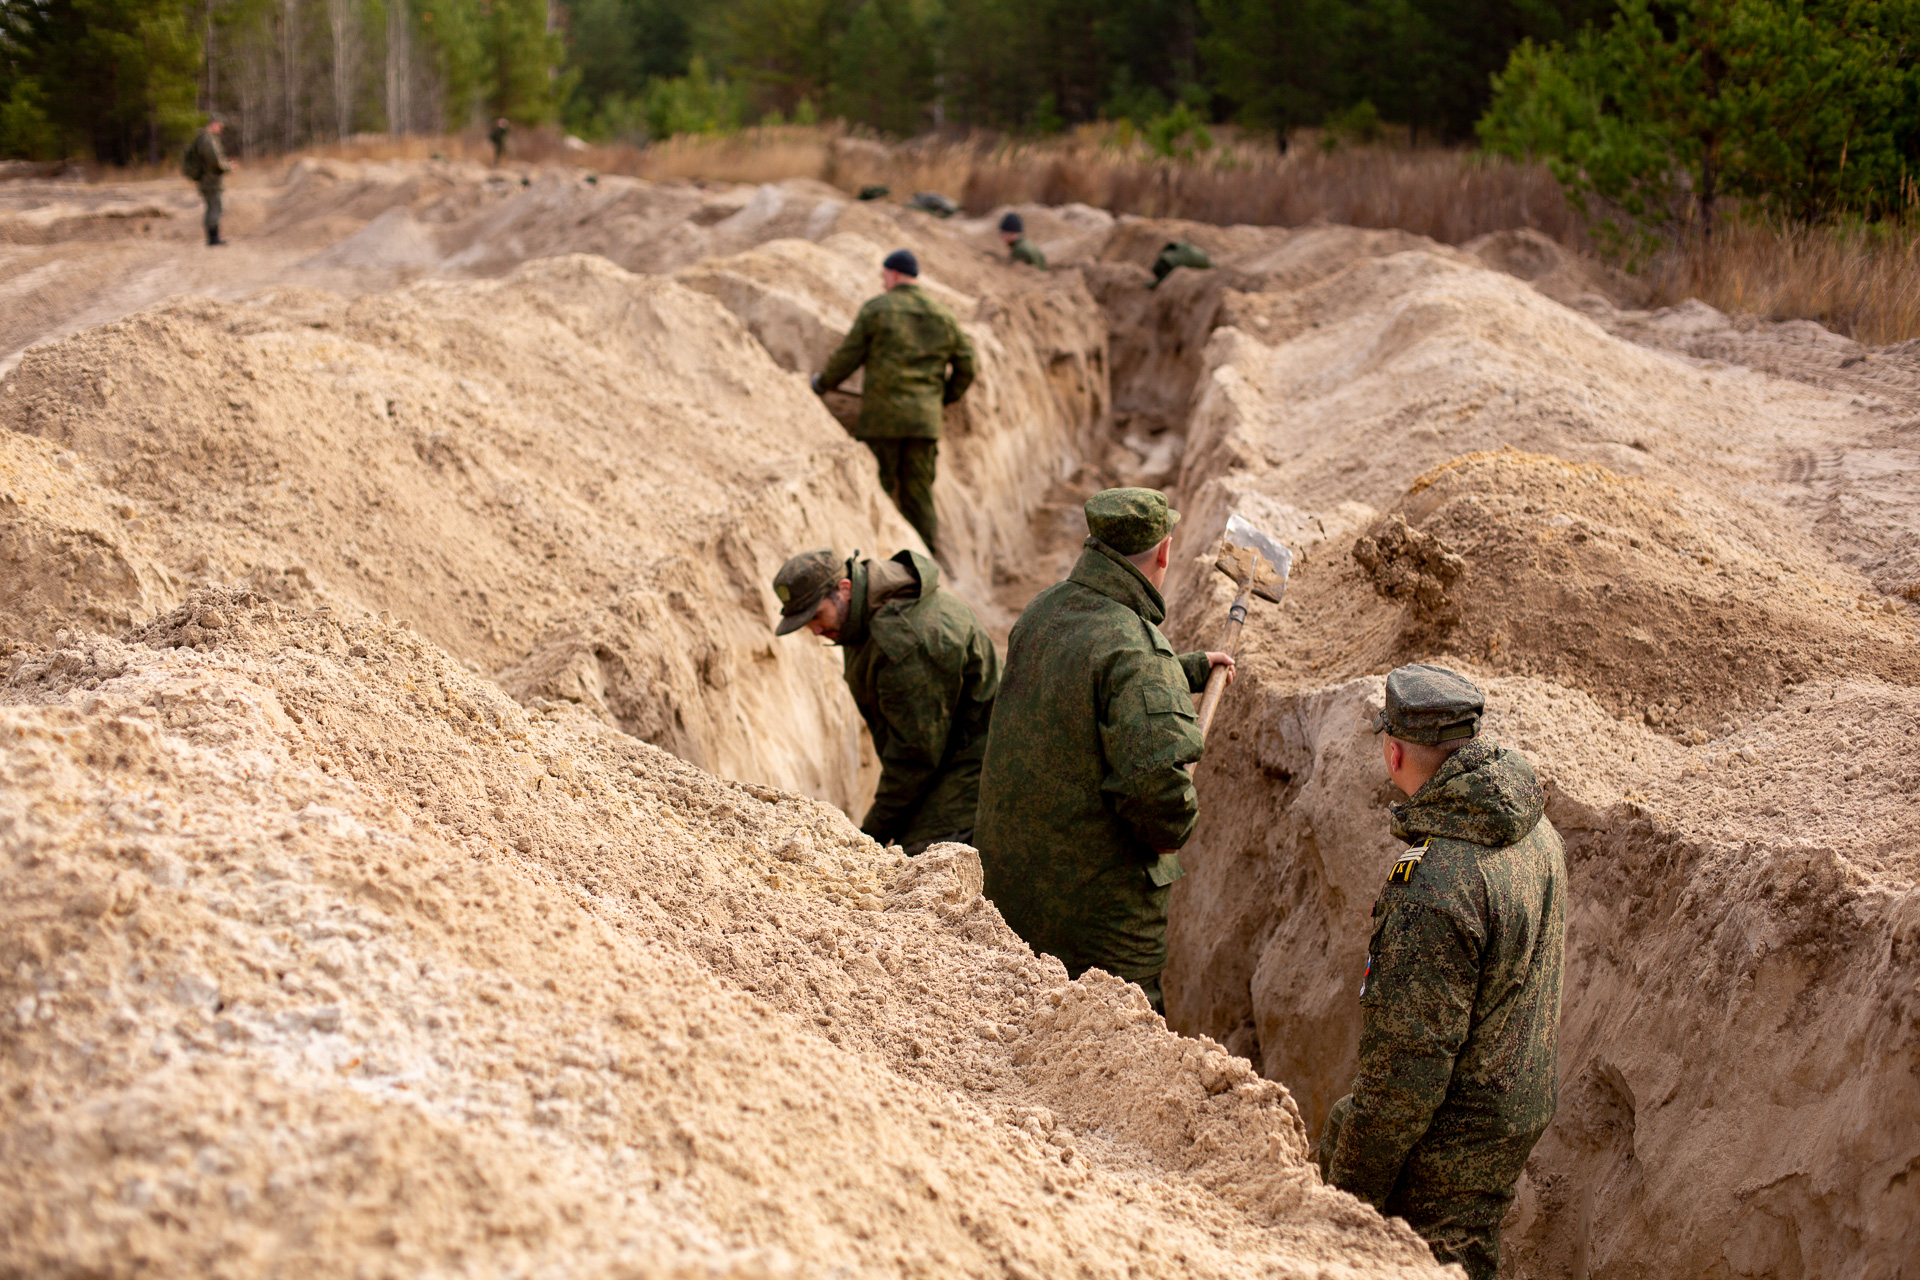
999, 211, 1024, 234
882, 248, 919, 277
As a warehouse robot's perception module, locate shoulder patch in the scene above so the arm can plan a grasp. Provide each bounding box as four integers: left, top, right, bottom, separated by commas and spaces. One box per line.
1388, 842, 1429, 885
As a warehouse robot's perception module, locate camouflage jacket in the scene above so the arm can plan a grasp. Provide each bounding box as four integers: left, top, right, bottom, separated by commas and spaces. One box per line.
840, 550, 1000, 848
975, 539, 1212, 982
1327, 736, 1566, 1207
817, 284, 976, 440
1009, 237, 1047, 268
184, 128, 230, 189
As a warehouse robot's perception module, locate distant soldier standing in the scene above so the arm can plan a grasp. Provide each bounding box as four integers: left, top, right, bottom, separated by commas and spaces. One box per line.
490, 117, 511, 166
999, 212, 1046, 267
974, 488, 1234, 1014
772, 547, 1000, 854
812, 249, 975, 556
1319, 664, 1566, 1280
181, 118, 232, 247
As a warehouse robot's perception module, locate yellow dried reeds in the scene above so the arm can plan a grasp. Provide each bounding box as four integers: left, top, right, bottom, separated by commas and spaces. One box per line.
246, 125, 1920, 343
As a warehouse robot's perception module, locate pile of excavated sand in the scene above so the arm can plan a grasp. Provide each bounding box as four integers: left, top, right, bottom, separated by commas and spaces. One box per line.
4, 163, 1115, 631
0, 254, 918, 812
1131, 230, 1920, 1275
0, 588, 1445, 1277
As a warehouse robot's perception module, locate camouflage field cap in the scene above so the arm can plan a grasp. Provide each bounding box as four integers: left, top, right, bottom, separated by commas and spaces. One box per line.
1084, 487, 1180, 556
772, 549, 847, 636
1373, 663, 1484, 744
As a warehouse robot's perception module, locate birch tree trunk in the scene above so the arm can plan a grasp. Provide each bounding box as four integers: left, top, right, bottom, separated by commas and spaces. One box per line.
329, 0, 361, 138
386, 0, 411, 136
279, 0, 302, 150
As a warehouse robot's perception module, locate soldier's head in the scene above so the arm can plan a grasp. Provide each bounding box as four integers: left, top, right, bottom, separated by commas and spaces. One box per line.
999, 211, 1024, 246
1373, 663, 1484, 795
881, 248, 919, 290
772, 549, 854, 643
207, 117, 224, 135
1085, 488, 1180, 589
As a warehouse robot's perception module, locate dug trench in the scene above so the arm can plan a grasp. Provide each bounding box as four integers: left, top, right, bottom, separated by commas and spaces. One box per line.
2, 165, 1917, 1275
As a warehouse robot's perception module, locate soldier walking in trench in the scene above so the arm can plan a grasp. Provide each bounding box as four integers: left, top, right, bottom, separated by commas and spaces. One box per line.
770, 546, 999, 855
812, 249, 975, 558
1319, 663, 1566, 1280
973, 488, 1236, 1014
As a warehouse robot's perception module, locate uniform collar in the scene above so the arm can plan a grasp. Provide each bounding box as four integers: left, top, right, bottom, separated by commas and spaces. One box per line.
1068, 537, 1166, 624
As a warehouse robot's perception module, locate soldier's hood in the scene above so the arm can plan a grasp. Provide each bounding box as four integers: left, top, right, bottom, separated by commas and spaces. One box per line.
841, 550, 936, 647
1391, 737, 1544, 849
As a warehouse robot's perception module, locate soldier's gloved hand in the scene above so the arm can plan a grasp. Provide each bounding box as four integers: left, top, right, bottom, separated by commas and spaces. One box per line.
941, 377, 961, 405
810, 373, 826, 395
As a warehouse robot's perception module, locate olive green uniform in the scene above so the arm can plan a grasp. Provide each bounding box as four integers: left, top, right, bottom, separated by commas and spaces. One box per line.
490, 120, 510, 164
975, 536, 1211, 1010
1150, 240, 1211, 287
1319, 733, 1566, 1280
1008, 236, 1046, 268
182, 127, 231, 240
838, 550, 1000, 853
816, 284, 975, 552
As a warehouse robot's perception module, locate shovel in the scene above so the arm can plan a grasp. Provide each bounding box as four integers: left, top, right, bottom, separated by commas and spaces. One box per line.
1194, 513, 1293, 741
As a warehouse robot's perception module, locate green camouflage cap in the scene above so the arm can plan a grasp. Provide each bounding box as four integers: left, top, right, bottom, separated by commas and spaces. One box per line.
1372, 663, 1484, 745
1084, 487, 1180, 556
772, 549, 847, 636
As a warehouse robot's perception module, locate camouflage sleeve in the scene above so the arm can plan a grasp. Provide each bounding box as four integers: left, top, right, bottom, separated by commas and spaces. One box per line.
1097, 646, 1203, 853
859, 643, 955, 842
1177, 651, 1211, 694
1326, 900, 1480, 1207
942, 320, 976, 405
817, 306, 873, 391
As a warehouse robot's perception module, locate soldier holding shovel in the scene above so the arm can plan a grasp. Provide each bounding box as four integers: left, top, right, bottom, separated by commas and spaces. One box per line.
975, 488, 1243, 1014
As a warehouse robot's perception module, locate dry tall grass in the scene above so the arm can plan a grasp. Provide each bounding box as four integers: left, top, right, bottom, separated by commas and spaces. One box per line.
1650, 221, 1920, 346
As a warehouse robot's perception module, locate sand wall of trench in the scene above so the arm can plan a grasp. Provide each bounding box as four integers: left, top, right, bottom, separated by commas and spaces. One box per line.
0, 254, 920, 812
1147, 244, 1920, 1275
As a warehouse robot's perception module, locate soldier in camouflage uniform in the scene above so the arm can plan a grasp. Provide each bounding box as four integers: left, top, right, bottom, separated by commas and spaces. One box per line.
1149, 240, 1210, 288
181, 119, 232, 247
974, 489, 1234, 1013
490, 118, 511, 166
772, 547, 1000, 854
999, 212, 1046, 268
1318, 664, 1566, 1280
812, 248, 976, 555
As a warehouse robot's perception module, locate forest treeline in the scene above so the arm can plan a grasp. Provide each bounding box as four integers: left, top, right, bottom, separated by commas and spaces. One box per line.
3, 0, 1917, 240
0, 0, 1618, 162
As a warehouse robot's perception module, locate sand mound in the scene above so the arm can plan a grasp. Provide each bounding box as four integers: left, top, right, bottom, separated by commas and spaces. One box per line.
1351, 449, 1918, 733
1, 254, 916, 810
1146, 236, 1919, 1275
0, 586, 1443, 1278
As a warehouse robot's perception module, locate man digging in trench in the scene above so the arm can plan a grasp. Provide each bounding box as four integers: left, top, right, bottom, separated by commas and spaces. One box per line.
1319, 663, 1566, 1280
974, 488, 1235, 1014
812, 249, 975, 558
772, 546, 999, 855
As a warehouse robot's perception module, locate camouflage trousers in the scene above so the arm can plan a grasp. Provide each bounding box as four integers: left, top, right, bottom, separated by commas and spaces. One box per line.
864, 438, 938, 554
199, 184, 222, 235
1318, 1094, 1542, 1280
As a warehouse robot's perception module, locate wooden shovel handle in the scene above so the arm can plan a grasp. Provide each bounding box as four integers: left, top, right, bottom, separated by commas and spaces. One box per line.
1195, 587, 1252, 742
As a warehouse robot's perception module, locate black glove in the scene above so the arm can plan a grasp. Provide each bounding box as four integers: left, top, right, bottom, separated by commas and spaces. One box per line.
941, 377, 961, 406
811, 373, 825, 395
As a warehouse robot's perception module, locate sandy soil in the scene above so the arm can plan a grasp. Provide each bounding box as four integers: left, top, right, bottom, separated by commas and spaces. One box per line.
4, 158, 1917, 1277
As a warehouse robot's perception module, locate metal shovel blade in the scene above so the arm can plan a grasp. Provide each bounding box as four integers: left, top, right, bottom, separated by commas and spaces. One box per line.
1221, 512, 1293, 603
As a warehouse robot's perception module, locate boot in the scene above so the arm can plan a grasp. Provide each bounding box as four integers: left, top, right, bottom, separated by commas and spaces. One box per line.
207, 225, 225, 247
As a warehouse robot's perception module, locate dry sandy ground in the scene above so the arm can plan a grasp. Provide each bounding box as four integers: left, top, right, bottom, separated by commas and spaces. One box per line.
3, 159, 1918, 1278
